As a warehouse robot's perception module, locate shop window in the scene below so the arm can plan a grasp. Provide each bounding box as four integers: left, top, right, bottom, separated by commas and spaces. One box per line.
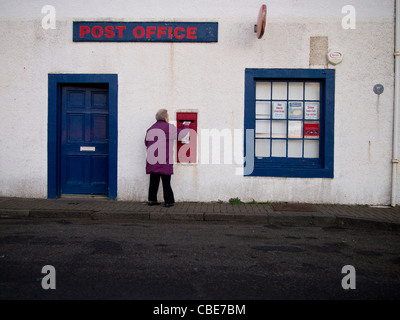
244, 69, 335, 178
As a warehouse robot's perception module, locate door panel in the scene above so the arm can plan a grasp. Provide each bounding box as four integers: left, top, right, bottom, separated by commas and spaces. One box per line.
67, 114, 85, 141
91, 115, 108, 141
91, 156, 109, 184
67, 156, 85, 185
60, 86, 109, 195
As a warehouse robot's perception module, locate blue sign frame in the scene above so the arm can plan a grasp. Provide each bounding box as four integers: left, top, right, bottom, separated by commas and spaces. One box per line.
73, 21, 218, 42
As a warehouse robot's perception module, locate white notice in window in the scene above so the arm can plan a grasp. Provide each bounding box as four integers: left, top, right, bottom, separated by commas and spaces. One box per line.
272, 102, 287, 119
305, 102, 319, 120
288, 121, 302, 138
288, 102, 303, 119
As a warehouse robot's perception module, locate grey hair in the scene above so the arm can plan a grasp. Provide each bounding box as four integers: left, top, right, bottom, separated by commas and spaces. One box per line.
155, 109, 168, 121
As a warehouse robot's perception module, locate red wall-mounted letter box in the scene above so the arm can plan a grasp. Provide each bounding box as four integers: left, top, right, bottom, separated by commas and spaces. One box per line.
176, 112, 197, 163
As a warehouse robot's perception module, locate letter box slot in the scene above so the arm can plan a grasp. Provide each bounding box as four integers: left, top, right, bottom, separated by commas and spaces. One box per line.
80, 146, 96, 152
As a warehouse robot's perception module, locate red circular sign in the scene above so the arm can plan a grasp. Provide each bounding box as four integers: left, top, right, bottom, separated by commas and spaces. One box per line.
257, 4, 267, 39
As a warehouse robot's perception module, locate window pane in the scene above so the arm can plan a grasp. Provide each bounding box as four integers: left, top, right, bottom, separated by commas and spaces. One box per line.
304, 140, 319, 158
256, 120, 270, 138
288, 121, 303, 138
304, 121, 320, 139
272, 101, 287, 119
288, 140, 303, 158
272, 120, 287, 138
256, 82, 271, 100
256, 101, 271, 118
289, 82, 303, 100
272, 82, 287, 100
304, 102, 319, 120
305, 82, 320, 100
288, 101, 303, 119
256, 139, 270, 157
272, 139, 286, 157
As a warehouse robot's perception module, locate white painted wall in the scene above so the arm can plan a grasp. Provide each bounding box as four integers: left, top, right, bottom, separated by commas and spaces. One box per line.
0, 0, 396, 205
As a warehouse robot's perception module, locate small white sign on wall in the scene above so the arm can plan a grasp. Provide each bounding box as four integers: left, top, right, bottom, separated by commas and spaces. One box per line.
327, 49, 343, 65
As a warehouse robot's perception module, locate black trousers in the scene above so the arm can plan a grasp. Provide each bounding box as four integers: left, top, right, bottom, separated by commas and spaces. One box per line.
148, 173, 175, 204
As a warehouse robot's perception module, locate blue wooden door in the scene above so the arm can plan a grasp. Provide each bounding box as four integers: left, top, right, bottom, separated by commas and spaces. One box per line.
60, 86, 109, 195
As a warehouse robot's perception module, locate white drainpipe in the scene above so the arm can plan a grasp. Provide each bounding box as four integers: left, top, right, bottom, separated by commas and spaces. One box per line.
391, 0, 400, 207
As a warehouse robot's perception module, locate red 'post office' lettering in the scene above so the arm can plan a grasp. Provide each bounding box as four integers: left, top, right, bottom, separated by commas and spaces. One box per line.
174, 27, 185, 39
92, 26, 103, 38
105, 26, 115, 38
133, 26, 145, 38
157, 26, 167, 39
186, 27, 197, 39
115, 26, 126, 38
80, 26, 90, 38
146, 26, 157, 39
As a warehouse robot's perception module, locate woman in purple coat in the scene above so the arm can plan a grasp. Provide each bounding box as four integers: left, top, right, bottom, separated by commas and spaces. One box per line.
145, 109, 189, 207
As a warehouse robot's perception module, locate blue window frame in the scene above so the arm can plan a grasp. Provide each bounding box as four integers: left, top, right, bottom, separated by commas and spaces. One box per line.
48, 74, 118, 199
244, 69, 335, 178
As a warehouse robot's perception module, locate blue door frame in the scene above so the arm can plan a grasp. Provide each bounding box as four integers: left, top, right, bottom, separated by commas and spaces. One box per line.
48, 74, 118, 199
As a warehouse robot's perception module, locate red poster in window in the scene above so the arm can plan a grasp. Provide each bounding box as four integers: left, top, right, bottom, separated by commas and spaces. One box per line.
304, 123, 319, 138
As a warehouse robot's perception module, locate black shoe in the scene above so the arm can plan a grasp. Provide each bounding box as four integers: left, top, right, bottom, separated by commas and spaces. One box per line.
148, 201, 161, 206
164, 203, 174, 208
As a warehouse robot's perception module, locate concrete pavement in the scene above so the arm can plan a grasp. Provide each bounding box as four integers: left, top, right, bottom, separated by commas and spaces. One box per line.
1, 196, 400, 231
